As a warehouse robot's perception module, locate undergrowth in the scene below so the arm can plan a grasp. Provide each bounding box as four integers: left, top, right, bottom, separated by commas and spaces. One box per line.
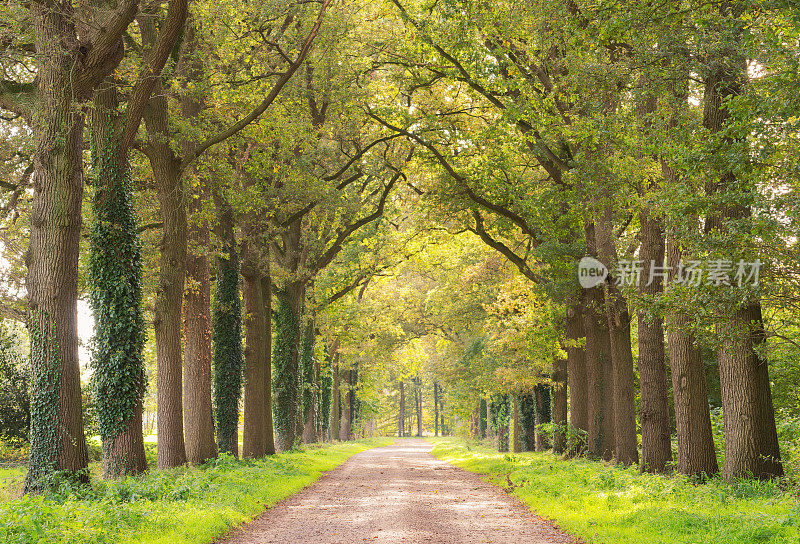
429, 437, 800, 544
0, 438, 392, 544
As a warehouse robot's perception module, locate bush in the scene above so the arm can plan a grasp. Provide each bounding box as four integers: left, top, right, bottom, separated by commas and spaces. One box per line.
0, 329, 29, 443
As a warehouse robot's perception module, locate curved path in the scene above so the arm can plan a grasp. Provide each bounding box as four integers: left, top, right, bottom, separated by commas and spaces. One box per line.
217, 439, 580, 544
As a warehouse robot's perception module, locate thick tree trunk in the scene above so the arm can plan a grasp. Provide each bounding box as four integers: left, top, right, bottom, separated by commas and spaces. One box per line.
212, 197, 243, 457
595, 209, 639, 466
89, 84, 147, 478
331, 355, 340, 440
479, 398, 488, 439
144, 83, 188, 469
183, 184, 217, 464
583, 224, 615, 461
666, 233, 719, 477
638, 208, 672, 473
273, 283, 304, 451
242, 270, 268, 458
25, 9, 90, 491
552, 358, 568, 454
566, 301, 588, 455
702, 6, 783, 479
261, 274, 276, 455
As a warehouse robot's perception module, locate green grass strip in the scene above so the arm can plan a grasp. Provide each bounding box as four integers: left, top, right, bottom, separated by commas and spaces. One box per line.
0, 438, 393, 544
429, 437, 800, 544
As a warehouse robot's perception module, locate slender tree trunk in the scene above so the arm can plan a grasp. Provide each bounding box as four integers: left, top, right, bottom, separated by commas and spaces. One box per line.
520, 394, 536, 452
398, 380, 405, 437
434, 382, 440, 437
595, 208, 639, 466
302, 316, 318, 444
331, 354, 340, 440
638, 207, 672, 473
89, 84, 147, 478
513, 395, 523, 453
534, 384, 551, 452
566, 301, 588, 455
479, 398, 488, 439
340, 367, 352, 440
552, 357, 568, 454
242, 269, 267, 458
261, 274, 276, 455
183, 183, 217, 464
415, 376, 422, 436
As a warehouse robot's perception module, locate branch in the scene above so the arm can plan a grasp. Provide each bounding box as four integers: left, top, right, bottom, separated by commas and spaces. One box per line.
0, 80, 34, 120
179, 0, 332, 171
470, 210, 540, 283
120, 0, 189, 151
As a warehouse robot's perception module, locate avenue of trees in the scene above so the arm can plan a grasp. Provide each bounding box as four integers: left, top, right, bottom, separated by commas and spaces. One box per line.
2, 0, 800, 494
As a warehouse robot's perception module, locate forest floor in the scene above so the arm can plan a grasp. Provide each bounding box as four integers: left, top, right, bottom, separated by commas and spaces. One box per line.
216, 438, 581, 544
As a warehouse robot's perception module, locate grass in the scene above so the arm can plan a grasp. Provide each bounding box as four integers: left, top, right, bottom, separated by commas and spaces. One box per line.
429, 437, 800, 544
0, 437, 393, 544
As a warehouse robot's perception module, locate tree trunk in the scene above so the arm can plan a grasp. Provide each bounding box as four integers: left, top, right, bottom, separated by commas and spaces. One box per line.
583, 224, 615, 461
331, 354, 340, 440
212, 197, 242, 457
89, 84, 147, 478
273, 283, 303, 451
24, 8, 90, 492
301, 316, 317, 444
145, 81, 187, 469
340, 367, 352, 440
666, 232, 719, 477
566, 301, 588, 455
702, 5, 783, 479
398, 380, 405, 437
242, 270, 267, 458
534, 384, 551, 452
415, 377, 422, 436
520, 394, 536, 452
552, 358, 568, 454
595, 208, 639, 466
434, 382, 440, 437
513, 395, 523, 453
183, 183, 217, 464
261, 274, 276, 455
479, 397, 488, 439
638, 207, 672, 473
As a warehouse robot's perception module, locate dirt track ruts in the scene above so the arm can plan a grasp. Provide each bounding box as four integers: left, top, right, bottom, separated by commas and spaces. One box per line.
217, 438, 581, 544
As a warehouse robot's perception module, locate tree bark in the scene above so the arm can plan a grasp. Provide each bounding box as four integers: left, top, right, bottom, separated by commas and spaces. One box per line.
302, 316, 318, 444
594, 208, 639, 466
183, 182, 217, 464
331, 354, 340, 440
434, 382, 440, 437
552, 357, 568, 454
534, 384, 551, 452
415, 376, 422, 436
566, 301, 588, 455
340, 367, 352, 440
513, 395, 523, 453
261, 274, 276, 455
273, 283, 304, 451
25, 4, 90, 492
242, 269, 267, 458
638, 207, 672, 473
583, 223, 615, 461
666, 232, 719, 477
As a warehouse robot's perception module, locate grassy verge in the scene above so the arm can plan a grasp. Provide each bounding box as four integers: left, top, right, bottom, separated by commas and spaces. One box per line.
429, 437, 800, 544
1, 438, 393, 544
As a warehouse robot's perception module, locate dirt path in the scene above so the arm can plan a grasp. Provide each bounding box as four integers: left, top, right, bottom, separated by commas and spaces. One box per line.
217, 439, 580, 544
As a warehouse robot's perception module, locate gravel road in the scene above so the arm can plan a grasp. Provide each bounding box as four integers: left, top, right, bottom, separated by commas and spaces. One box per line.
217, 438, 581, 544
